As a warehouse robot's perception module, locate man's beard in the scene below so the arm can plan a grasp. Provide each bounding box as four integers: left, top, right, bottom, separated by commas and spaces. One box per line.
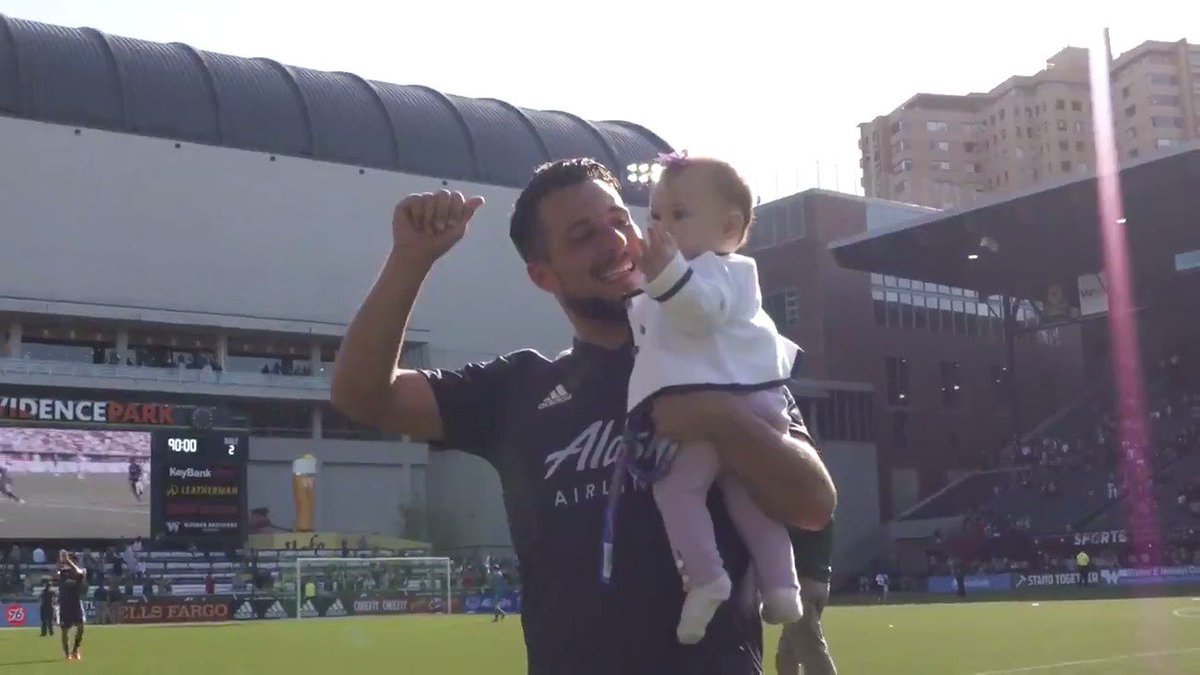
563, 294, 628, 324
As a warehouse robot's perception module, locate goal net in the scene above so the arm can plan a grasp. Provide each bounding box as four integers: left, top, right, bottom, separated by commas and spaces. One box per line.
292, 556, 453, 619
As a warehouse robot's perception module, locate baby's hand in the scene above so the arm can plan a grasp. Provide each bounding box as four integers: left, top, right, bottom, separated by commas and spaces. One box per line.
640, 223, 678, 282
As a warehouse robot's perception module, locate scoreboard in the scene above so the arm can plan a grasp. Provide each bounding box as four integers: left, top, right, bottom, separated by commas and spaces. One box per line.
0, 396, 248, 547
151, 420, 248, 545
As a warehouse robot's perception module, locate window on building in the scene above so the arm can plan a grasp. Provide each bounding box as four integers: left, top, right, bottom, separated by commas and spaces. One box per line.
926, 121, 949, 132
1071, 100, 1083, 112
933, 161, 952, 171
964, 141, 977, 152
1061, 160, 1072, 172
892, 411, 909, 448
990, 365, 1010, 404
815, 390, 875, 443
926, 296, 941, 332
1057, 119, 1068, 131
940, 361, 964, 408
895, 159, 913, 172
1149, 73, 1180, 86
886, 292, 900, 327
872, 290, 886, 326
914, 299, 929, 331
1059, 140, 1069, 151
1151, 116, 1184, 129
886, 356, 911, 405
1129, 148, 1140, 159
1026, 126, 1035, 138
1073, 121, 1085, 133
1055, 99, 1065, 110
763, 292, 786, 328
1157, 138, 1177, 148
1125, 104, 1137, 118
998, 108, 1006, 120
1122, 85, 1131, 98
1075, 140, 1085, 152
931, 141, 950, 152
939, 298, 954, 333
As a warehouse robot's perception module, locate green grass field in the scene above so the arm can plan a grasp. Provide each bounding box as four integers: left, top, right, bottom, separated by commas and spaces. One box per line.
2, 596, 1199, 674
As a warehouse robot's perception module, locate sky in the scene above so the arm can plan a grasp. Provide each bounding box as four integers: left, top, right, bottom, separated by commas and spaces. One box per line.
2, 0, 1198, 201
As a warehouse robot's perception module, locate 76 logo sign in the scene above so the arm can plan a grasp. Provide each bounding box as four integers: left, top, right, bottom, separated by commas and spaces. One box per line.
5, 604, 26, 627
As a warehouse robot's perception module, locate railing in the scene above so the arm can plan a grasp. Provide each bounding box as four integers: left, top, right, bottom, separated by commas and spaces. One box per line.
0, 357, 331, 390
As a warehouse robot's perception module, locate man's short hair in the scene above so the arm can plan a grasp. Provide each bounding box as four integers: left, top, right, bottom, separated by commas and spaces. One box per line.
658, 155, 755, 248
509, 158, 622, 262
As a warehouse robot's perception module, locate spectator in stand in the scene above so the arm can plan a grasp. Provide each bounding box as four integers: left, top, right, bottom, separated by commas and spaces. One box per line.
93, 584, 108, 626
33, 546, 45, 565
205, 569, 216, 595
107, 580, 123, 625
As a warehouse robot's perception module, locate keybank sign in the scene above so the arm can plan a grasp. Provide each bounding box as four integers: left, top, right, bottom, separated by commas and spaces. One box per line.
168, 467, 213, 480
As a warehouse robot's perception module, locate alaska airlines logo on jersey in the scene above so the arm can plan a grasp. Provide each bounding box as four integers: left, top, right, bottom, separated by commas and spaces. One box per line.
543, 419, 676, 508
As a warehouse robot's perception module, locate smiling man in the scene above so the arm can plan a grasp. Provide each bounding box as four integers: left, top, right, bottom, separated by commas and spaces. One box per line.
331, 158, 835, 675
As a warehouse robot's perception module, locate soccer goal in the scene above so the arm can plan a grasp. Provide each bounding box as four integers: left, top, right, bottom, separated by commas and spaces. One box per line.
293, 556, 453, 619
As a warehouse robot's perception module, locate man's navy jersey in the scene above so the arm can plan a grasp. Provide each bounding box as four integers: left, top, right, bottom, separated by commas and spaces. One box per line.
56, 567, 85, 625
422, 340, 812, 675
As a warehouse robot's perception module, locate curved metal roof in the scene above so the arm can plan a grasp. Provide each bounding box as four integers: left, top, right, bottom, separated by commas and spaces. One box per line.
0, 14, 672, 199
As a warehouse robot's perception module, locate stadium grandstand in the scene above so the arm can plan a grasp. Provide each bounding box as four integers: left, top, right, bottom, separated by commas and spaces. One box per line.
0, 12, 668, 622
831, 143, 1200, 595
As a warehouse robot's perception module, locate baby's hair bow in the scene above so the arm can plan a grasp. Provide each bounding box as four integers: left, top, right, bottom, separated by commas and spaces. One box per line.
655, 149, 689, 168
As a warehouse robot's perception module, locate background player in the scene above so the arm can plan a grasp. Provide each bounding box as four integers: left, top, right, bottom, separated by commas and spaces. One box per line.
128, 457, 145, 501
489, 566, 508, 622
0, 458, 25, 504
54, 550, 87, 661
39, 578, 56, 637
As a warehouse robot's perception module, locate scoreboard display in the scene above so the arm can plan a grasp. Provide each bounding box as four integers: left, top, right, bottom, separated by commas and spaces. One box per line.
0, 396, 248, 546
151, 425, 248, 545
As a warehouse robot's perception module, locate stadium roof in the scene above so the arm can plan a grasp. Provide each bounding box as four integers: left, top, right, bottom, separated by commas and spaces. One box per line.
830, 144, 1200, 298
0, 15, 672, 199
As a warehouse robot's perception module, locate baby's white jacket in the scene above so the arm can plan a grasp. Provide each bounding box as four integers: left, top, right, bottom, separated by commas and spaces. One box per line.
627, 250, 801, 413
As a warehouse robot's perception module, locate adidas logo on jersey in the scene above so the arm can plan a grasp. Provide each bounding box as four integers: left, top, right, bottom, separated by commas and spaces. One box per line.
233, 601, 256, 620
264, 601, 287, 619
538, 384, 572, 409
300, 600, 319, 618
325, 599, 347, 617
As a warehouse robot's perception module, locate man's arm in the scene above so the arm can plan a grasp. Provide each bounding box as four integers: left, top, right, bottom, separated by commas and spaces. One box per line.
652, 390, 836, 531
330, 248, 444, 440
330, 191, 484, 440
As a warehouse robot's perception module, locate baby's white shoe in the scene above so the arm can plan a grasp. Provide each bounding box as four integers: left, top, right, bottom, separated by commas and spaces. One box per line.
760, 587, 803, 625
677, 573, 732, 644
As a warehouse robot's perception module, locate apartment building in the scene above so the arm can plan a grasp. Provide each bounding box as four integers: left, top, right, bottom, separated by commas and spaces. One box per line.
860, 40, 1200, 209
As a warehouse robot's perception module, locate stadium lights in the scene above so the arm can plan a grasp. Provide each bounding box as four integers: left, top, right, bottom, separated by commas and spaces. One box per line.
967, 253, 980, 261
626, 162, 664, 186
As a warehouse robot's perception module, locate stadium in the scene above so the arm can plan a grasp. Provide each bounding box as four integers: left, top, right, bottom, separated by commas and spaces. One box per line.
1, 11, 1200, 675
